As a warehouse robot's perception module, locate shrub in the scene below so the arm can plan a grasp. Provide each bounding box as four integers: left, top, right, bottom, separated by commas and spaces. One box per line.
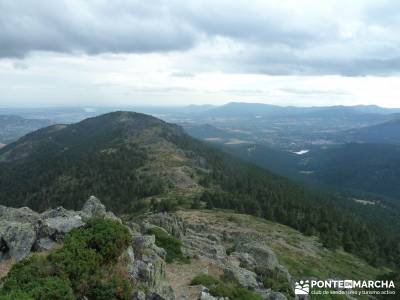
49, 246, 101, 294
147, 227, 188, 263
0, 218, 133, 299
29, 277, 74, 300
261, 277, 293, 297
1, 255, 74, 300
226, 246, 236, 256
87, 273, 132, 300
255, 267, 294, 298
84, 218, 131, 262
2, 255, 52, 291
111, 273, 133, 300
190, 273, 262, 300
190, 274, 221, 286
87, 282, 115, 300
209, 282, 262, 300
190, 197, 202, 209
153, 198, 178, 212
191, 274, 262, 300
63, 218, 131, 262
0, 290, 33, 300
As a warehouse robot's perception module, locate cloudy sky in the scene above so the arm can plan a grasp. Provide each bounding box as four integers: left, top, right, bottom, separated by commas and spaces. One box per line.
1, 0, 400, 108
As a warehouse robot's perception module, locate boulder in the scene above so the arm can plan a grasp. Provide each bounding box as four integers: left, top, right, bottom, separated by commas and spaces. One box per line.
182, 230, 226, 262
200, 290, 219, 300
42, 214, 85, 240
0, 196, 121, 262
133, 235, 156, 249
81, 195, 107, 218
130, 259, 150, 282
236, 242, 291, 283
224, 265, 259, 289
34, 237, 57, 252
0, 205, 40, 224
0, 221, 36, 261
228, 251, 257, 269
145, 213, 186, 238
41, 206, 74, 219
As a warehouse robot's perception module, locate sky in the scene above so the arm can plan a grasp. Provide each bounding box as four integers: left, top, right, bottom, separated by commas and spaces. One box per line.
1, 0, 400, 108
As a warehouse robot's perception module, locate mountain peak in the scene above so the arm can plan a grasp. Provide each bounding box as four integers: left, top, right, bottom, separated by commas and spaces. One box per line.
79, 110, 166, 127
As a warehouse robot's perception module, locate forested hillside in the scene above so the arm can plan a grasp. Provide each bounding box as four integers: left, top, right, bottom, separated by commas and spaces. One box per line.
334, 118, 400, 144
0, 112, 399, 270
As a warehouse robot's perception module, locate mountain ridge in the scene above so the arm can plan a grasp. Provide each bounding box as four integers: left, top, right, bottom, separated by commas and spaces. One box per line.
0, 111, 399, 269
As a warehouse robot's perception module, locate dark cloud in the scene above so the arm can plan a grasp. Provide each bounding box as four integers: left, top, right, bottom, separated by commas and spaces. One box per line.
0, 1, 198, 58
1, 0, 400, 76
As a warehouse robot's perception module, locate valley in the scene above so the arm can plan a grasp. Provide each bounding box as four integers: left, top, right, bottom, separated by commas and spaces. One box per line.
0, 108, 399, 299
3, 2, 400, 298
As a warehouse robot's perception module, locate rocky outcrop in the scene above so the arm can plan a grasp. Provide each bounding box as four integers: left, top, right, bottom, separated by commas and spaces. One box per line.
81, 195, 119, 221
236, 242, 292, 283
0, 196, 118, 262
1, 197, 176, 300
1, 201, 293, 300
142, 212, 291, 300
129, 232, 175, 300
0, 222, 36, 261
145, 212, 186, 239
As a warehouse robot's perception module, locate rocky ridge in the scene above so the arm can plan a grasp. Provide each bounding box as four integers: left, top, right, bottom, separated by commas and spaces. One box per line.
143, 212, 291, 300
0, 196, 117, 262
0, 198, 294, 299
0, 197, 175, 300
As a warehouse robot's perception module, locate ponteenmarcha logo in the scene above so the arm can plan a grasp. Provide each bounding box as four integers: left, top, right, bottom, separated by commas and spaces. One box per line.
294, 279, 396, 297
295, 280, 310, 295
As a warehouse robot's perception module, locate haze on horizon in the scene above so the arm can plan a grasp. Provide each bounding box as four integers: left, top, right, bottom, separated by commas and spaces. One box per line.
1, 0, 400, 108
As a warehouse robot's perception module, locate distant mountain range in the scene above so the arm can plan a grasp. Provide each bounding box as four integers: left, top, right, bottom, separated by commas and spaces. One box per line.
336, 118, 400, 144
195, 102, 400, 118
0, 115, 53, 144
0, 111, 399, 269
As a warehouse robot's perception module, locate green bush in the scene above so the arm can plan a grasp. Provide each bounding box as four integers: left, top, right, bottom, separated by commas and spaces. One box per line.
2, 255, 52, 291
0, 218, 133, 300
84, 218, 131, 262
262, 277, 293, 297
255, 267, 294, 298
87, 282, 115, 300
152, 198, 178, 212
87, 274, 132, 300
1, 255, 74, 300
210, 282, 262, 300
190, 274, 221, 286
190, 274, 262, 300
0, 290, 33, 300
49, 245, 101, 293
63, 218, 131, 262
226, 246, 236, 255
147, 227, 188, 263
30, 277, 74, 300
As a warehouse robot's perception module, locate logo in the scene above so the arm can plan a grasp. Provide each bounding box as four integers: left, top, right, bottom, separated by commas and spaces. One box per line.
294, 279, 396, 297
295, 280, 310, 295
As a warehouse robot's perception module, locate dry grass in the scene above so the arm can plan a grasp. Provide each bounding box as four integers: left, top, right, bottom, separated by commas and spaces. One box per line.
166, 258, 224, 299
0, 259, 15, 279
0, 246, 61, 280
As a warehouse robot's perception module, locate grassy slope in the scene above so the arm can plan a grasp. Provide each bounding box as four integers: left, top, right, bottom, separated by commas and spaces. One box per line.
176, 209, 385, 281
